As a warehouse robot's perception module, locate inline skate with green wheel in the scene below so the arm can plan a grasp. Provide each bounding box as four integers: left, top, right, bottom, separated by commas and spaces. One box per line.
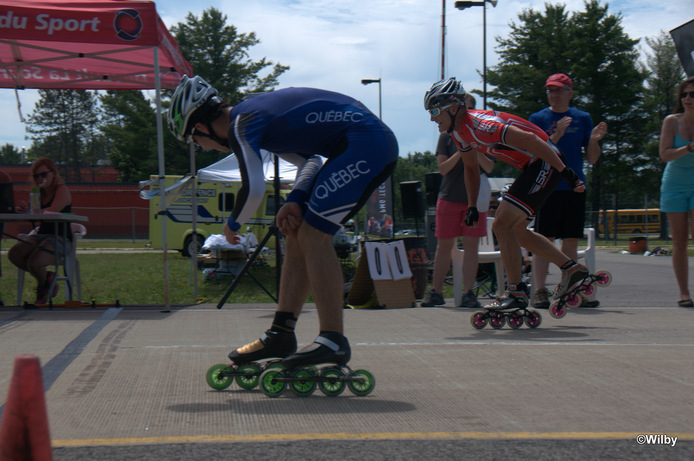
205, 329, 297, 391
258, 332, 376, 398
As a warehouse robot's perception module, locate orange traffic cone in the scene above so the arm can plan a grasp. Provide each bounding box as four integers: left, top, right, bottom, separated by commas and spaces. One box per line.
0, 354, 52, 461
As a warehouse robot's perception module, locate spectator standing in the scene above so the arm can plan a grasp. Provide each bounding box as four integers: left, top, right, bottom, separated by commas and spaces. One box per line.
529, 73, 607, 308
421, 93, 494, 308
659, 76, 694, 307
424, 77, 590, 311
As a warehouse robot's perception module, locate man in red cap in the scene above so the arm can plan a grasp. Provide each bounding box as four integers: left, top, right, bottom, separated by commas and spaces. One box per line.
529, 73, 607, 308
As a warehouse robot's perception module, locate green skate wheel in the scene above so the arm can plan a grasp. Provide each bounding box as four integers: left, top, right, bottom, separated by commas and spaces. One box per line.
289, 368, 317, 397
206, 363, 234, 390
318, 367, 346, 397
347, 369, 375, 396
259, 368, 286, 398
235, 363, 262, 390
263, 361, 285, 371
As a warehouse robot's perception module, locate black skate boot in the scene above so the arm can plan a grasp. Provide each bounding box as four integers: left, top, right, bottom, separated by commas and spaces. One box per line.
485, 283, 529, 311
228, 329, 297, 365
281, 332, 351, 369
554, 262, 589, 299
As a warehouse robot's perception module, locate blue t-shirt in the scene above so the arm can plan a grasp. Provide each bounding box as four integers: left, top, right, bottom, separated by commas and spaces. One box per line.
528, 107, 593, 190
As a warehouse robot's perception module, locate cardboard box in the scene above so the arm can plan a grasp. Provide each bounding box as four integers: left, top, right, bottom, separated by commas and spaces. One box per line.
347, 241, 415, 309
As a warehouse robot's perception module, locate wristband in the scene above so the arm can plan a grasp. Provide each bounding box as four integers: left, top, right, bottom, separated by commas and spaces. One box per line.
286, 189, 309, 204
226, 215, 241, 232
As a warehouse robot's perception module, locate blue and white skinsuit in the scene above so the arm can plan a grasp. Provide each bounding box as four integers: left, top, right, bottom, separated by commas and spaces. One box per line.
224, 87, 399, 236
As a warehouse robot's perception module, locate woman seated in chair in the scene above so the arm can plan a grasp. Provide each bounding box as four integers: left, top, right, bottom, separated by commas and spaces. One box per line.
8, 157, 72, 304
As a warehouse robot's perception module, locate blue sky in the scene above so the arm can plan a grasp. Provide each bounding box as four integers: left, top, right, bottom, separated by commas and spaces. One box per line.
1, 0, 690, 161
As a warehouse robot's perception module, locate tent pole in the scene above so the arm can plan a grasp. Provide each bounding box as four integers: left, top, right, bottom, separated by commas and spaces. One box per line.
154, 46, 170, 308
190, 142, 198, 298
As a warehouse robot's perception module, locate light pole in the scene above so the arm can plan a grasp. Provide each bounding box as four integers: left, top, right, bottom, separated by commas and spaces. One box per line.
361, 78, 382, 119
361, 78, 390, 236
454, 0, 497, 110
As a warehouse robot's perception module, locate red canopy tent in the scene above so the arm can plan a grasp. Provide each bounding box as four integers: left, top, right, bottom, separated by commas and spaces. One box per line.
0, 0, 194, 306
0, 0, 192, 89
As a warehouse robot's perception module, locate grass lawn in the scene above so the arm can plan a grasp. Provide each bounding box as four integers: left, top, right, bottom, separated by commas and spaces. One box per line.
1, 240, 282, 306
1, 236, 687, 307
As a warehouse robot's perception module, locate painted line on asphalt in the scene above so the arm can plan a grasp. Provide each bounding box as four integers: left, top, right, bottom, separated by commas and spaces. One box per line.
52, 431, 694, 447
0, 307, 122, 421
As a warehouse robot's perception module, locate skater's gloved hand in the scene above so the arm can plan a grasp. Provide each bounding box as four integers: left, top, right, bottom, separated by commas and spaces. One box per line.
464, 206, 479, 227
561, 167, 585, 193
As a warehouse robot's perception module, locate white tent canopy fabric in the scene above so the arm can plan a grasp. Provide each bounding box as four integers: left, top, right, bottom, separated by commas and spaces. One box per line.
197, 151, 297, 184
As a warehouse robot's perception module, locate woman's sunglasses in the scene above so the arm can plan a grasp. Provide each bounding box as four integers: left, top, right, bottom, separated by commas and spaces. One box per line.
680, 91, 694, 99
33, 171, 50, 180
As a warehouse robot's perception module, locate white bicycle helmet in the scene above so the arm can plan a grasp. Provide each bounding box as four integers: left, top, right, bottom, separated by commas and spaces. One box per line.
167, 75, 222, 142
424, 77, 467, 111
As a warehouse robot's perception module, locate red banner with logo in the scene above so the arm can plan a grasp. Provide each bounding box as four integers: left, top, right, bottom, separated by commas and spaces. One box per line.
0, 1, 158, 45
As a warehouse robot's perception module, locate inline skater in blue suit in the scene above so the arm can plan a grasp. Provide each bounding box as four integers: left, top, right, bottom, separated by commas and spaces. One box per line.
168, 75, 398, 371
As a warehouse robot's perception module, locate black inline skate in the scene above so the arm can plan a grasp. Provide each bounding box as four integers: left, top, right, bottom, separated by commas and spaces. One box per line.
549, 269, 612, 319
470, 283, 542, 329
205, 329, 297, 391
258, 332, 376, 398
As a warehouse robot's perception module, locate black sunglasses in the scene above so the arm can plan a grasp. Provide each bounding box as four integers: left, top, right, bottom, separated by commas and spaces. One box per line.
681, 91, 694, 99
33, 171, 50, 180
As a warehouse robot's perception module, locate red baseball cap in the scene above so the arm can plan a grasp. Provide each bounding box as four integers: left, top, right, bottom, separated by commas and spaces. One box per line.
544, 73, 573, 89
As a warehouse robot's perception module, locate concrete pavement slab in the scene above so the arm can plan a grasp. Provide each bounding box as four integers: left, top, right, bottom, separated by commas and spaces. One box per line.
0, 248, 692, 460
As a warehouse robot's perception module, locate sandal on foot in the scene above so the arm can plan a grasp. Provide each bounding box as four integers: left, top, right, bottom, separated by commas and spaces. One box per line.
677, 298, 693, 307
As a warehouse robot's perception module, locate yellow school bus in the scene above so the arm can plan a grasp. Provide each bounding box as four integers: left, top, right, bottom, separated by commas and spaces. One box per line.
597, 209, 661, 234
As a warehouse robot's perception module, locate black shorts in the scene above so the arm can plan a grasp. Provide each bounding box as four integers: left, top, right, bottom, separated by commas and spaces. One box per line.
535, 190, 586, 239
503, 158, 564, 219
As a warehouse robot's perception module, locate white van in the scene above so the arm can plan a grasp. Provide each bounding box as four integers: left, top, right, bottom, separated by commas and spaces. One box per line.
148, 175, 288, 256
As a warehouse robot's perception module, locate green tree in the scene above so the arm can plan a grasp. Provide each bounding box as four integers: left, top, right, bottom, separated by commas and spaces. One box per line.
485, 0, 646, 229
640, 31, 685, 237
171, 7, 289, 105
25, 89, 100, 182
100, 90, 159, 182
100, 9, 290, 181
0, 143, 22, 164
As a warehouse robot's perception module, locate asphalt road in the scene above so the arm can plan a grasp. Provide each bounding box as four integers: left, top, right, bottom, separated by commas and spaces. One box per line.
0, 248, 692, 461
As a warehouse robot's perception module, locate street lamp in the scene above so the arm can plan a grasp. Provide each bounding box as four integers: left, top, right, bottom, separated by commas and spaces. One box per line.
361, 78, 381, 119
455, 0, 498, 110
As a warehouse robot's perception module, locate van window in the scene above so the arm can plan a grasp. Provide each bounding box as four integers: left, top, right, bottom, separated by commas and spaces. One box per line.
265, 195, 285, 216
218, 193, 235, 212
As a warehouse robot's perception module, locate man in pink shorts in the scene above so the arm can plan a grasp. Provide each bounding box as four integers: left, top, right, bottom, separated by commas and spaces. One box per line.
422, 94, 495, 308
